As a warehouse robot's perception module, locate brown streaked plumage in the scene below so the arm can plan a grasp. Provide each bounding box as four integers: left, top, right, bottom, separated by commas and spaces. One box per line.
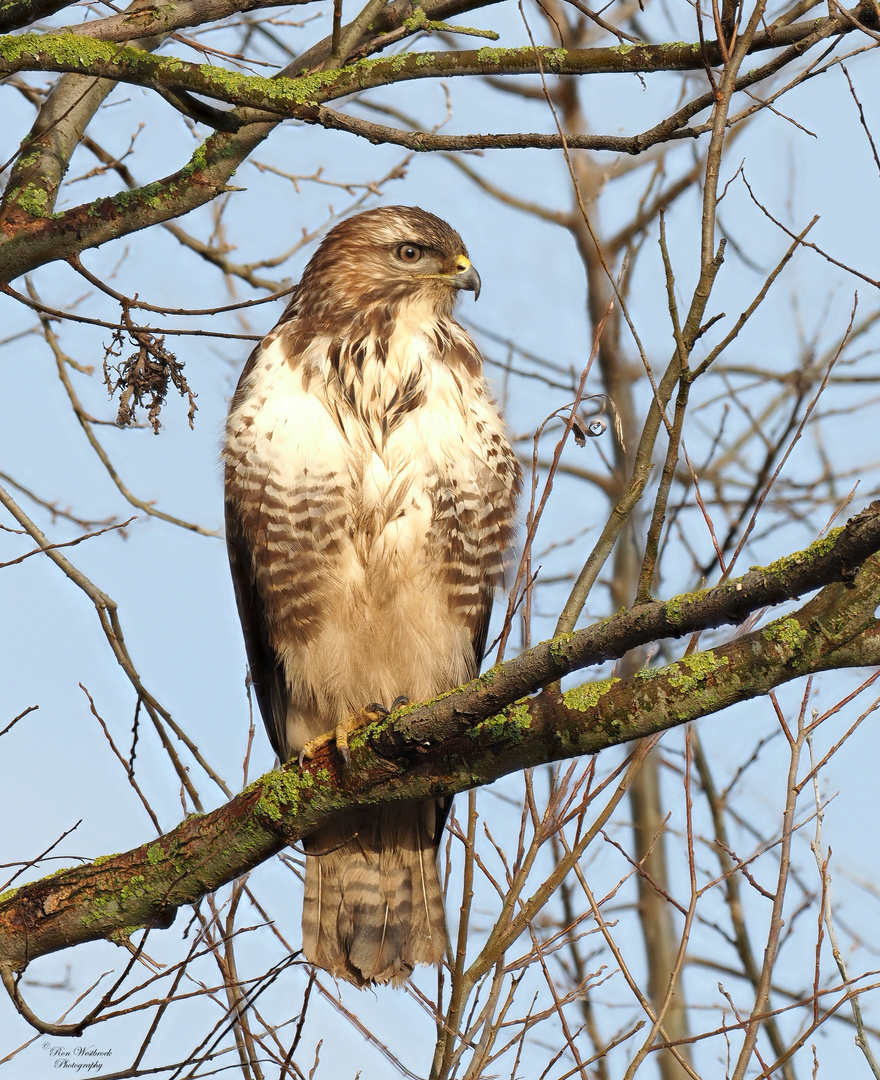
224, 206, 521, 986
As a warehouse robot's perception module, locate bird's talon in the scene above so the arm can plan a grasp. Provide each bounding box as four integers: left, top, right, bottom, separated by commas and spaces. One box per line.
390, 695, 411, 711
299, 700, 402, 770
299, 729, 335, 766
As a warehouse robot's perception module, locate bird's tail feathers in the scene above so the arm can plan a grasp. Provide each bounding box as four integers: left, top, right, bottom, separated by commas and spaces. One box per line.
301, 801, 446, 986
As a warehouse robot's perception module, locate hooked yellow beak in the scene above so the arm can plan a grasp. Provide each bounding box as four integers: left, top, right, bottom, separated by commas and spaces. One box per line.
449, 255, 481, 301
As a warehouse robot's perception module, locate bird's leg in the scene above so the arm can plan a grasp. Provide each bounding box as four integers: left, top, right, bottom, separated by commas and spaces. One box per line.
299, 702, 393, 768
334, 702, 390, 767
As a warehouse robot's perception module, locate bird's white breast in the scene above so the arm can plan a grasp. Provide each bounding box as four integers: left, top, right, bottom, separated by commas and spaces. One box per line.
227, 335, 350, 485
226, 315, 511, 734
229, 321, 499, 566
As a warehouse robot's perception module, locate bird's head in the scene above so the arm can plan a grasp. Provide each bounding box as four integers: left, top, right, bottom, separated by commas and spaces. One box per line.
296, 206, 481, 322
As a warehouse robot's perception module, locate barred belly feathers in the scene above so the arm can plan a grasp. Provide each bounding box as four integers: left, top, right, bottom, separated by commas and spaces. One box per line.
224, 206, 521, 986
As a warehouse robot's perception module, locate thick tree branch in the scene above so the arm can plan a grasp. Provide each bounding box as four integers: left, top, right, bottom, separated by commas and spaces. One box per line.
58, 0, 307, 43
2, 503, 880, 1016
0, 12, 869, 109
0, 4, 871, 281
0, 0, 77, 32
0, 116, 278, 283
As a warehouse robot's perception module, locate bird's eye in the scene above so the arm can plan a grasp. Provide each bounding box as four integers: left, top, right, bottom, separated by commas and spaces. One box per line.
397, 244, 422, 263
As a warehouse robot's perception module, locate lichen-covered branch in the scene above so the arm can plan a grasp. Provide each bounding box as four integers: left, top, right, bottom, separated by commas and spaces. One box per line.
3, 504, 880, 1010
0, 118, 277, 282
0, 2, 871, 281
0, 11, 870, 114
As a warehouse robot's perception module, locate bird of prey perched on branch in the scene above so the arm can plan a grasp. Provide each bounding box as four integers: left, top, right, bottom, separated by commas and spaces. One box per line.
224, 205, 521, 986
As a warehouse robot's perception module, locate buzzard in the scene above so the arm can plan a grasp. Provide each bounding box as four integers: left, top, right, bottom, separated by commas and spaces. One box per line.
224, 206, 521, 986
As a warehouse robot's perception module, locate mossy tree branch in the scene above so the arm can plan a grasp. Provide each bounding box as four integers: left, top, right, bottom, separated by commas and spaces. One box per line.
0, 13, 868, 114
0, 1, 875, 282
3, 502, 880, 1025
0, 117, 278, 282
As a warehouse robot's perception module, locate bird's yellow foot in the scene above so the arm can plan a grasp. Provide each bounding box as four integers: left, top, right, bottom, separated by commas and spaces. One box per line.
298, 702, 393, 768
